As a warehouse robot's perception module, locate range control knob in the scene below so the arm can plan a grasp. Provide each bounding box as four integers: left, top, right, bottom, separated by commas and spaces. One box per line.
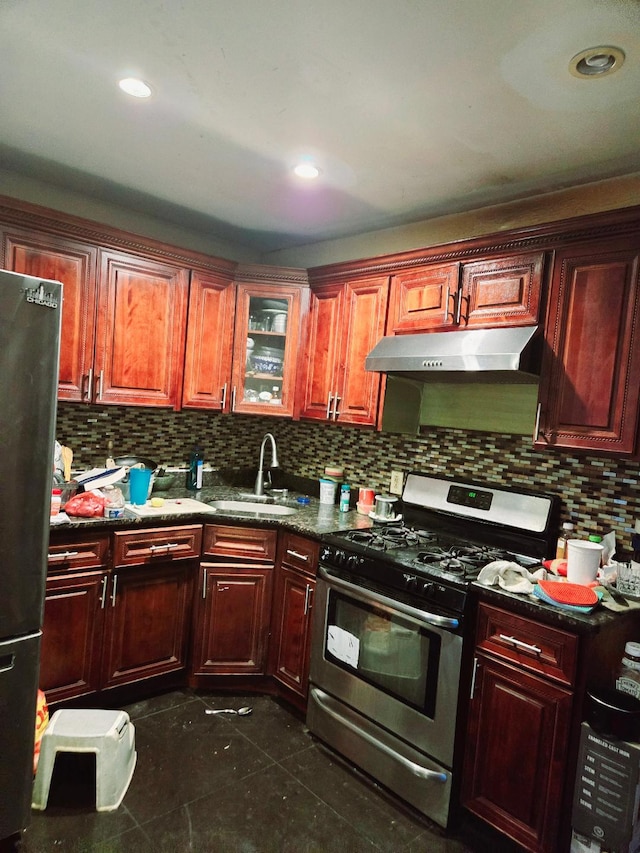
421, 581, 434, 596
403, 573, 418, 591
347, 554, 361, 571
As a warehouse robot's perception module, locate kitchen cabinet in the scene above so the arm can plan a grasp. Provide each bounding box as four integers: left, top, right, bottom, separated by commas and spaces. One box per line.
461, 603, 577, 853
230, 280, 304, 417
181, 269, 236, 410
299, 275, 389, 425
191, 525, 276, 675
387, 252, 543, 333
535, 236, 640, 454
269, 532, 318, 706
41, 532, 110, 703
1, 226, 98, 402
95, 250, 189, 409
101, 525, 200, 689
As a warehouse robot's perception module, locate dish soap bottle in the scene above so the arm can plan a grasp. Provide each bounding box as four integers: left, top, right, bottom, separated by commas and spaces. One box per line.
186, 444, 204, 491
339, 483, 351, 513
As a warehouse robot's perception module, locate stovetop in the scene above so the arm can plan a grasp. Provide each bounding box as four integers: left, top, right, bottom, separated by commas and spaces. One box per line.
320, 521, 545, 617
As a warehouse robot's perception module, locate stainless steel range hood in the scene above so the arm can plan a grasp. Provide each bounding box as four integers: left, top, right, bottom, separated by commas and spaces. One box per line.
365, 325, 541, 383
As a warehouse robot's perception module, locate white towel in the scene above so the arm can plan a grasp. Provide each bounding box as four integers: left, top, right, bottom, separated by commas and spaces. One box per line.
477, 560, 547, 594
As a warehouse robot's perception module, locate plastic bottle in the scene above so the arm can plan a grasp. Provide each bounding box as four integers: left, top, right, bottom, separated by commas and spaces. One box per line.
339, 483, 351, 512
105, 440, 115, 469
50, 488, 62, 517
556, 522, 574, 560
616, 642, 640, 700
186, 445, 204, 491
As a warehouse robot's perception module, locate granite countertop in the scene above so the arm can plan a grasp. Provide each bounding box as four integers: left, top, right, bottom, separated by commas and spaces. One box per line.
50, 483, 374, 542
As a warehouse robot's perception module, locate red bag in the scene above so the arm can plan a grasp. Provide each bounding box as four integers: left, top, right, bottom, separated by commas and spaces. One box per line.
64, 491, 109, 517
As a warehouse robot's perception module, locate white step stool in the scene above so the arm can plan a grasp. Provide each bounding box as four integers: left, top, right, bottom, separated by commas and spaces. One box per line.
32, 709, 136, 812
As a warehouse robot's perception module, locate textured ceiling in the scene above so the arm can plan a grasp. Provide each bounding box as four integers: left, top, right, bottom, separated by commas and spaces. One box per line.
2, 0, 639, 252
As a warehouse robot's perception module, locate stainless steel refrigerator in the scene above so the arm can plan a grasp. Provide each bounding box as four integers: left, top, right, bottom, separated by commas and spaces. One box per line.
0, 270, 61, 840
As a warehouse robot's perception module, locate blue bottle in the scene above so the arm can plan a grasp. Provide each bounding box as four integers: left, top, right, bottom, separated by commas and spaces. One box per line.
186, 445, 203, 491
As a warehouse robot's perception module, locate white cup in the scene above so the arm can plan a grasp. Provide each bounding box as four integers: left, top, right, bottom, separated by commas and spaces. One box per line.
319, 478, 337, 505
566, 539, 603, 585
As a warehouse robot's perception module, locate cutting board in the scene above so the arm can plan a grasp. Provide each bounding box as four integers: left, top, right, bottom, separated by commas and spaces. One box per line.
125, 498, 217, 517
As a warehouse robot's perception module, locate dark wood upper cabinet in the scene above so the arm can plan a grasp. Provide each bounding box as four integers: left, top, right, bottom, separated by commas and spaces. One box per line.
299, 275, 389, 425
181, 269, 236, 411
387, 252, 543, 334
2, 227, 98, 401
536, 236, 640, 454
95, 250, 189, 409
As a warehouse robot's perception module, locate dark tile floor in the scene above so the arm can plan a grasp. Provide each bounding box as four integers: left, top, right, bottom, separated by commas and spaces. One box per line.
7, 690, 518, 853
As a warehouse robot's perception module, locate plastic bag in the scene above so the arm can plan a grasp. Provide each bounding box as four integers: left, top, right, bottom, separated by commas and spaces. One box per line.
64, 491, 109, 517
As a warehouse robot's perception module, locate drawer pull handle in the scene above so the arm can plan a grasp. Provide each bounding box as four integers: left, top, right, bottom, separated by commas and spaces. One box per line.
50, 550, 80, 560
149, 542, 180, 553
286, 549, 309, 562
498, 634, 542, 655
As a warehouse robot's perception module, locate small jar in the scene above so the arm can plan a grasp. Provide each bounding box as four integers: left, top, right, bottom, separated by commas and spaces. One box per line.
616, 642, 640, 700
50, 488, 62, 517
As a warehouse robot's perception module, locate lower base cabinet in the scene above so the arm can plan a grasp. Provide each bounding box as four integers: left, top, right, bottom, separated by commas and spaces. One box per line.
41, 570, 108, 703
190, 524, 276, 676
462, 652, 572, 851
101, 561, 195, 688
269, 532, 318, 703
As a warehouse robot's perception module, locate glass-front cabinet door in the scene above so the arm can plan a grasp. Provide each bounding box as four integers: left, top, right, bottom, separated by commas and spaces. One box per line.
231, 282, 303, 417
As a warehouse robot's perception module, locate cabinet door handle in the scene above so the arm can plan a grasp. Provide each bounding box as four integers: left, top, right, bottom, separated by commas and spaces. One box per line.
304, 583, 313, 615
498, 633, 542, 655
444, 287, 454, 323
286, 549, 309, 562
149, 542, 180, 553
454, 289, 463, 325
100, 575, 108, 609
333, 393, 341, 420
84, 368, 93, 400
202, 566, 208, 599
49, 550, 79, 561
326, 392, 333, 420
231, 386, 237, 410
111, 574, 118, 607
469, 656, 479, 699
96, 369, 104, 401
221, 383, 227, 411
533, 401, 542, 443
218, 585, 230, 592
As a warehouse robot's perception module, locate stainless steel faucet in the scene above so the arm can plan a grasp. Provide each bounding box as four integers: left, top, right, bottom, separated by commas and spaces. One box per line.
254, 432, 279, 497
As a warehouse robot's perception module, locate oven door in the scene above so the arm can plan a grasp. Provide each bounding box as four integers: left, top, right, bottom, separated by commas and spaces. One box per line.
309, 564, 463, 769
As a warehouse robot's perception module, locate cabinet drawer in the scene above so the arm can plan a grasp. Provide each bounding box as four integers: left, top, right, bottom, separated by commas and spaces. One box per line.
203, 525, 277, 563
476, 603, 578, 687
279, 532, 318, 577
113, 525, 202, 567
48, 533, 110, 573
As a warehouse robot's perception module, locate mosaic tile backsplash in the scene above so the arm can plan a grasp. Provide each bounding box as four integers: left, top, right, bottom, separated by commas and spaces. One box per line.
56, 403, 640, 558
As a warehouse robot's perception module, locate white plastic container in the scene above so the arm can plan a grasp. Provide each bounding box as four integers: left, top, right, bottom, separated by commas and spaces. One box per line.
566, 539, 603, 585
319, 478, 337, 504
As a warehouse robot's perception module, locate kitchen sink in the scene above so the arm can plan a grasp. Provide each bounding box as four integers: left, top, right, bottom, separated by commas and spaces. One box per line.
208, 499, 298, 516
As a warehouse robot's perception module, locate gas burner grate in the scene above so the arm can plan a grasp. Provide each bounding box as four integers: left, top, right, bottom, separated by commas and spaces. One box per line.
344, 526, 437, 552
416, 544, 509, 575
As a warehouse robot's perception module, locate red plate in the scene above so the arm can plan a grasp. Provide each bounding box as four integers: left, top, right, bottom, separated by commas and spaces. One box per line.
538, 580, 598, 606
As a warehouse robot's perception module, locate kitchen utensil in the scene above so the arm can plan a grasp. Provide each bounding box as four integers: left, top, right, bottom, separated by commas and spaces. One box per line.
586, 688, 640, 741
204, 706, 253, 716
114, 455, 158, 471
61, 446, 73, 482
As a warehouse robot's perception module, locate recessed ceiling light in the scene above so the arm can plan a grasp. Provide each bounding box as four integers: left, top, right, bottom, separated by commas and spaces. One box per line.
569, 46, 625, 78
118, 77, 153, 98
293, 163, 320, 179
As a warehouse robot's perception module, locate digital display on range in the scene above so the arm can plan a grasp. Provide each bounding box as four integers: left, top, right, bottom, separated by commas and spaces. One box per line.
447, 485, 493, 511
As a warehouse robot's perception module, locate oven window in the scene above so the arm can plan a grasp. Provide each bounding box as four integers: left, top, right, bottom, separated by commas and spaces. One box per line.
325, 590, 439, 714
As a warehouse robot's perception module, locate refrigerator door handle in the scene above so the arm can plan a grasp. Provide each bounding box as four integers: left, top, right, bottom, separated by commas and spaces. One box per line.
0, 654, 15, 673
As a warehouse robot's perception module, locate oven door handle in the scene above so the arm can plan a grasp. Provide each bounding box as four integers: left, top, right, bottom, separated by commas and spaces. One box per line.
310, 687, 448, 783
318, 565, 460, 630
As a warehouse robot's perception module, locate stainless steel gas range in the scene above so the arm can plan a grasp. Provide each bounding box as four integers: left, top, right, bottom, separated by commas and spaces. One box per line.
307, 472, 558, 828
